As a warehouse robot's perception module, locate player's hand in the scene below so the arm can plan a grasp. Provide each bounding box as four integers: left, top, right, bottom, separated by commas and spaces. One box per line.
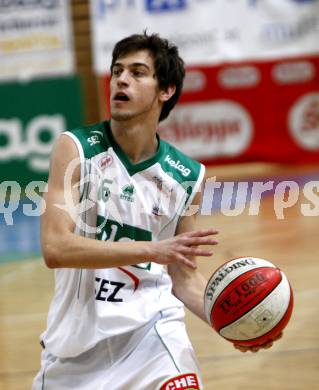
233, 332, 283, 353
150, 228, 218, 269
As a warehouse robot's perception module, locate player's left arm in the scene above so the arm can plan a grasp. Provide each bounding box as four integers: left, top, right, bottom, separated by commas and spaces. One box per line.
168, 191, 281, 352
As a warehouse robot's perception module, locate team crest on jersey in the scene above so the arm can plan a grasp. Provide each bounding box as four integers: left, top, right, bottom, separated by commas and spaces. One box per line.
99, 154, 113, 170
87, 130, 103, 146
87, 135, 100, 146
160, 373, 200, 390
120, 184, 135, 202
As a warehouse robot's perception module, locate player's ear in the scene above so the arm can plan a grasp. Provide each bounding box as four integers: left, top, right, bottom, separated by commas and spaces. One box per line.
159, 85, 176, 102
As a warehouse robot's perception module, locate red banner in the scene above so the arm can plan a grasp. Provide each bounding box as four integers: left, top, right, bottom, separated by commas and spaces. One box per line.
101, 54, 319, 165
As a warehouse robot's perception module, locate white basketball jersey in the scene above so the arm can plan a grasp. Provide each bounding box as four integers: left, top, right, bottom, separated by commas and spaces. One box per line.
41, 121, 205, 358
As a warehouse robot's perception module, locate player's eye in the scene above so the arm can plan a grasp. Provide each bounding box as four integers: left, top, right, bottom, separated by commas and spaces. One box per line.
132, 70, 145, 77
112, 68, 122, 77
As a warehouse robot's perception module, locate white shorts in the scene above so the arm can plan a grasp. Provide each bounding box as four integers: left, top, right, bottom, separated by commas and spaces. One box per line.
32, 309, 204, 390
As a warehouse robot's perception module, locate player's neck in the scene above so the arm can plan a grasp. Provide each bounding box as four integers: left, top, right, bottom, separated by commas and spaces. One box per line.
110, 119, 159, 164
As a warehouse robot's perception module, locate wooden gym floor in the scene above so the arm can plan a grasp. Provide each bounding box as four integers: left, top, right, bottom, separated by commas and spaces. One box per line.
0, 163, 319, 390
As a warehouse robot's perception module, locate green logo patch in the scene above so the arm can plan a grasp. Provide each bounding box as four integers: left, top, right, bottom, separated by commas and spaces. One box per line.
120, 184, 135, 202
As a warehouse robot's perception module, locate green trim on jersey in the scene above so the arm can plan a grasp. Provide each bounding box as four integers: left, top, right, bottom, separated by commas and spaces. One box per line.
157, 140, 202, 204
96, 216, 152, 242
96, 217, 152, 271
67, 120, 202, 185
159, 139, 202, 185
104, 121, 202, 184
104, 121, 167, 176
154, 319, 181, 374
67, 121, 110, 159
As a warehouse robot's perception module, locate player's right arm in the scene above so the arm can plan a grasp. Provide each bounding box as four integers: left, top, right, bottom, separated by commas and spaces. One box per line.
42, 135, 216, 269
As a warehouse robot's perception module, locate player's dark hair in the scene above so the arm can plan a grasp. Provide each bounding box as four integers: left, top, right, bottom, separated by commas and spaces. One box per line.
111, 31, 185, 122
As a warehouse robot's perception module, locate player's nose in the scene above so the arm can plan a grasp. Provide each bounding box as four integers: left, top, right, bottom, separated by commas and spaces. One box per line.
117, 70, 130, 86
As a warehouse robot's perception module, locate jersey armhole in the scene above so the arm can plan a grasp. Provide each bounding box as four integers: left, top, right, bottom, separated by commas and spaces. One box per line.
63, 131, 86, 200
184, 164, 206, 212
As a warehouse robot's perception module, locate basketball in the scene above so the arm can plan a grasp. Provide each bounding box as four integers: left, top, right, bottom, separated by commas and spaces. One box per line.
204, 257, 294, 347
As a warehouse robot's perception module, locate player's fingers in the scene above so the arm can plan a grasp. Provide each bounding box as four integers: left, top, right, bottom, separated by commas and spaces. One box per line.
184, 237, 218, 246
176, 254, 197, 269
258, 333, 282, 349
250, 346, 260, 353
188, 228, 219, 237
233, 344, 248, 353
273, 332, 283, 341
262, 341, 274, 349
234, 344, 261, 353
180, 247, 213, 257
180, 229, 219, 238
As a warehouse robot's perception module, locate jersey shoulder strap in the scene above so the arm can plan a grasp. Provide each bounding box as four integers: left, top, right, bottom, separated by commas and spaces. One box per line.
158, 139, 205, 207
64, 120, 111, 159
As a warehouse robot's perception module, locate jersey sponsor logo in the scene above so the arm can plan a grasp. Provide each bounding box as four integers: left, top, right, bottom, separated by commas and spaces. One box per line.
120, 184, 135, 202
164, 155, 191, 177
95, 277, 125, 302
160, 373, 200, 390
99, 154, 113, 170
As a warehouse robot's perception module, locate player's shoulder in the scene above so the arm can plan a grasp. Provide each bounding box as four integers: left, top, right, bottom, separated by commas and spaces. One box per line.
65, 120, 108, 143
159, 138, 205, 184
64, 120, 111, 158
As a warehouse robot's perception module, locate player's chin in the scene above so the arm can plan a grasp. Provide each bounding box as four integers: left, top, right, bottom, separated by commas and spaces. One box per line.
110, 110, 134, 122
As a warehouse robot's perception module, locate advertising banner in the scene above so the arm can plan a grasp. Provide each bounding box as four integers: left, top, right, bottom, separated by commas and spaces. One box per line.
101, 54, 319, 163
0, 0, 74, 81
93, 0, 319, 164
158, 55, 319, 163
90, 0, 319, 73
0, 76, 84, 187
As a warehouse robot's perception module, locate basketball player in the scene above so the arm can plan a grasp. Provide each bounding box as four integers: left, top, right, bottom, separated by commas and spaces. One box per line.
33, 32, 278, 390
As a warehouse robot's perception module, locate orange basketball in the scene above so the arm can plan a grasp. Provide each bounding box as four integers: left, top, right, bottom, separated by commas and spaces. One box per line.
204, 257, 294, 347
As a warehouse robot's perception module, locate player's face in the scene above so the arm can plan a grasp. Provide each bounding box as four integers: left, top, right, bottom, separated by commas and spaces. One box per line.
110, 50, 162, 122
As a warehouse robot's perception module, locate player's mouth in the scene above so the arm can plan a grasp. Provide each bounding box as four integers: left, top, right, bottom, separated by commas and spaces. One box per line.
113, 92, 130, 103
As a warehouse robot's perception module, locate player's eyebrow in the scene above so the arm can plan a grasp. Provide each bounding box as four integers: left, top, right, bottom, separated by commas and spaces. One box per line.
113, 62, 151, 71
